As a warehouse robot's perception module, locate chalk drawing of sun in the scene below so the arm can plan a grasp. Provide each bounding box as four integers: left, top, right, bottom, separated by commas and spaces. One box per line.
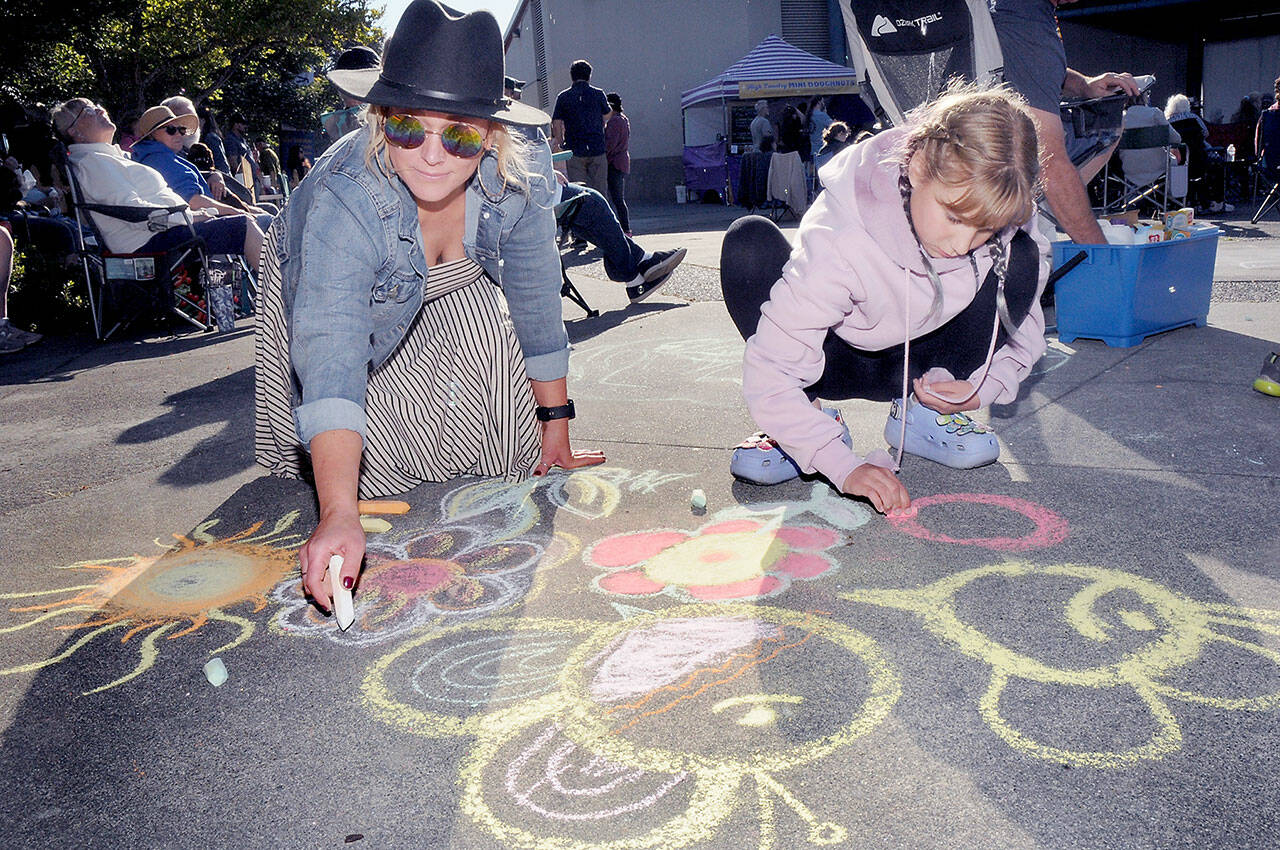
0, 512, 304, 694
585, 519, 843, 602
270, 524, 578, 646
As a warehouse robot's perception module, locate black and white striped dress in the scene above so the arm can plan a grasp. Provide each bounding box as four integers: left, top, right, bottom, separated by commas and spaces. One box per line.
254, 225, 541, 499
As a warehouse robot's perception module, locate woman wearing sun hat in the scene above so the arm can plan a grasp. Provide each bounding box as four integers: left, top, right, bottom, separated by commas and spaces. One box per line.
130, 104, 274, 231
254, 0, 605, 612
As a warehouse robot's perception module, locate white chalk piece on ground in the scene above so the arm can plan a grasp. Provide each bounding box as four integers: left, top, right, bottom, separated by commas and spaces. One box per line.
203, 657, 228, 687
329, 554, 356, 631
690, 489, 707, 510
359, 516, 392, 534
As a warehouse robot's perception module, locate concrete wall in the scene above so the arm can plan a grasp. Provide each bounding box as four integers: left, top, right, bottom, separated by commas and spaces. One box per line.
504, 0, 785, 201
1059, 22, 1188, 114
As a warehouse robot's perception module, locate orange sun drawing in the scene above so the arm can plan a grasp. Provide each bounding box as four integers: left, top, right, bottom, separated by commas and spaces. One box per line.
0, 511, 304, 694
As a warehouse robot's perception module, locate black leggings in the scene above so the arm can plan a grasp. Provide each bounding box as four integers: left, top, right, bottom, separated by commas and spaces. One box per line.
720, 215, 1038, 402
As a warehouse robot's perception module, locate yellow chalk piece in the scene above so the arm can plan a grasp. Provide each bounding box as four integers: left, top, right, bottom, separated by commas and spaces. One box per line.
358, 500, 410, 515
360, 516, 393, 534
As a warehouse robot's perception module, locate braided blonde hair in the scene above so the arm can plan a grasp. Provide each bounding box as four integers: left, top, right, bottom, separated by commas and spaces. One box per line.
901, 81, 1042, 231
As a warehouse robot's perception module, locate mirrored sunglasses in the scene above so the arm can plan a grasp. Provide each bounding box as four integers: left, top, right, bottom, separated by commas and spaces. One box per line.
384, 114, 485, 158
163, 125, 191, 136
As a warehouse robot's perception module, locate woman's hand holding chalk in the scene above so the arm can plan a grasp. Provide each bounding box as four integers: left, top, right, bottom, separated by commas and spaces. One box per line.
328, 554, 355, 631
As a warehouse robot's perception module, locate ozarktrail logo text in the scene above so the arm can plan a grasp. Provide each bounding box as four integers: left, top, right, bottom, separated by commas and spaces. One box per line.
870, 11, 944, 37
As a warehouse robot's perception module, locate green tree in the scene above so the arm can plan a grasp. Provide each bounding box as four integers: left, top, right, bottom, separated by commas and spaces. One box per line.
3, 0, 381, 128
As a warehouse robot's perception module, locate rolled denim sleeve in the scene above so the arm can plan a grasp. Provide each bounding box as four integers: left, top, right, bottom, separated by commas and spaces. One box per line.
289, 183, 381, 447
497, 147, 570, 381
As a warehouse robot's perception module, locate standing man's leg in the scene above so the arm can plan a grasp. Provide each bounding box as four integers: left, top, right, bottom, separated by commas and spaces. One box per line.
566, 155, 588, 186
584, 155, 609, 199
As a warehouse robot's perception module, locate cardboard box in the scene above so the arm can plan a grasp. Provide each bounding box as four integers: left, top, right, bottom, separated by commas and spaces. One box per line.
1050, 226, 1219, 347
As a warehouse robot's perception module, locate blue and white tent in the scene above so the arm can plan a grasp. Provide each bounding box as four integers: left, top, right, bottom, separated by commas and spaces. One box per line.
680, 34, 860, 109
680, 34, 860, 146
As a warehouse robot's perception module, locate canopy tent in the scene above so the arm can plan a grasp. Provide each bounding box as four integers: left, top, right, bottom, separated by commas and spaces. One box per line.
680, 34, 861, 148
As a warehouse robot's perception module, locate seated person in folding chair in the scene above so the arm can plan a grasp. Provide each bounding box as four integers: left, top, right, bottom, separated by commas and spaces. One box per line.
504, 76, 687, 304
131, 105, 275, 234
160, 95, 278, 215
1250, 75, 1280, 398
1165, 94, 1232, 214
991, 0, 1139, 243
51, 98, 263, 270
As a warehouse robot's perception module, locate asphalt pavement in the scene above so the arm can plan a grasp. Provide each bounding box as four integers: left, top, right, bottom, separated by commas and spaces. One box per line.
1, 201, 1277, 849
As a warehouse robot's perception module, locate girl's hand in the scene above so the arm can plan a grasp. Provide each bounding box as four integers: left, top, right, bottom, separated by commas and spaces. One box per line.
297, 510, 365, 613
533, 418, 606, 476
842, 463, 910, 514
913, 377, 979, 415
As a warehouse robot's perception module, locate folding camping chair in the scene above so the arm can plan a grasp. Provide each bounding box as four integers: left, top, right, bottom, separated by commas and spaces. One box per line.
840, 0, 1004, 126
553, 192, 599, 319
54, 143, 214, 339
1101, 124, 1186, 216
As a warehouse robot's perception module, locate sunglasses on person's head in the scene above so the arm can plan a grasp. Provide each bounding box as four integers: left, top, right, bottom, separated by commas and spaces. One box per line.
163, 125, 191, 137
384, 114, 485, 158
67, 102, 101, 132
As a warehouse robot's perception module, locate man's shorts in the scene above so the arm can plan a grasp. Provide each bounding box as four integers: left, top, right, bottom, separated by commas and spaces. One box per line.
137, 214, 250, 256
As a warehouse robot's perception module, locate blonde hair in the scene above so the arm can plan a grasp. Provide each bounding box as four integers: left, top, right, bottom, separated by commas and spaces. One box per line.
901, 82, 1041, 231
363, 106, 535, 196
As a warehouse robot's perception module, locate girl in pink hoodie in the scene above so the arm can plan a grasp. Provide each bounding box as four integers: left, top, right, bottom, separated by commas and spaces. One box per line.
721, 86, 1050, 515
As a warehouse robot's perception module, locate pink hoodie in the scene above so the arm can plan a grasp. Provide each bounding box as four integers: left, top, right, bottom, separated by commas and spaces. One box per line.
742, 127, 1050, 489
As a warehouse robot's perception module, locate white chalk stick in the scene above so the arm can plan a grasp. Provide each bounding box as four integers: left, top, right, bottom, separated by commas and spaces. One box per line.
329, 554, 355, 631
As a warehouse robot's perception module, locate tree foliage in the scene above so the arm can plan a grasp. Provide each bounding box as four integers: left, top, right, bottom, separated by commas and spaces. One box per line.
3, 0, 382, 134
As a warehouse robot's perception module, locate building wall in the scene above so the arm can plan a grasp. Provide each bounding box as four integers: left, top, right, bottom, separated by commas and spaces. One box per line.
505, 0, 785, 201
1059, 22, 1188, 114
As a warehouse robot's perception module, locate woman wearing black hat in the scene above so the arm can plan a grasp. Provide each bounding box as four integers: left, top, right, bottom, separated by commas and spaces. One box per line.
254, 0, 604, 613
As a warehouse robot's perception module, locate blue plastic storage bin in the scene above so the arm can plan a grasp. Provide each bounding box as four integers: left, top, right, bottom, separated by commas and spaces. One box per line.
1050, 226, 1219, 347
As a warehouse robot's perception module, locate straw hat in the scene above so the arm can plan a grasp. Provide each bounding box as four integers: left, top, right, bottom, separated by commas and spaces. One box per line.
136, 105, 199, 140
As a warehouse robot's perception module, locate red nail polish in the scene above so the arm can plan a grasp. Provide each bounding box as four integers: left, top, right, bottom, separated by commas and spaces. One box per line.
342, 576, 354, 589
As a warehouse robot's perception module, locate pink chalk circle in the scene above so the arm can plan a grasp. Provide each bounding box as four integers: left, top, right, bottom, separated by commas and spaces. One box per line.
687, 575, 783, 601
775, 525, 840, 549
886, 493, 1068, 551
777, 552, 833, 579
598, 569, 667, 595
589, 531, 688, 568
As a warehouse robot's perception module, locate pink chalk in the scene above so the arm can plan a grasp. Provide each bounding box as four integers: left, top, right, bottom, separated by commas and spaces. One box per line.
886, 505, 918, 519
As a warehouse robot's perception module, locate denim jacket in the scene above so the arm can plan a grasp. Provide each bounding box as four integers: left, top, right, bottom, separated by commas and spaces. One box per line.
278, 129, 566, 447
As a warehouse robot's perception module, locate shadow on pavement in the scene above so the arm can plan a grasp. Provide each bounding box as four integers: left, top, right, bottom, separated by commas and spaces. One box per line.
115, 365, 256, 486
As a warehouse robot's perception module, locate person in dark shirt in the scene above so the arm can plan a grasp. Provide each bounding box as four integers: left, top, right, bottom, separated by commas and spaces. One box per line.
551, 59, 610, 196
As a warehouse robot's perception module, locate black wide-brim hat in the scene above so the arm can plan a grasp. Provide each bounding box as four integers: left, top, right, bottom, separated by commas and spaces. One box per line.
327, 0, 548, 128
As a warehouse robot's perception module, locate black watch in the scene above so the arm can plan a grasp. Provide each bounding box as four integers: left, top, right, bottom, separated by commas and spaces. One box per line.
535, 399, 576, 422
